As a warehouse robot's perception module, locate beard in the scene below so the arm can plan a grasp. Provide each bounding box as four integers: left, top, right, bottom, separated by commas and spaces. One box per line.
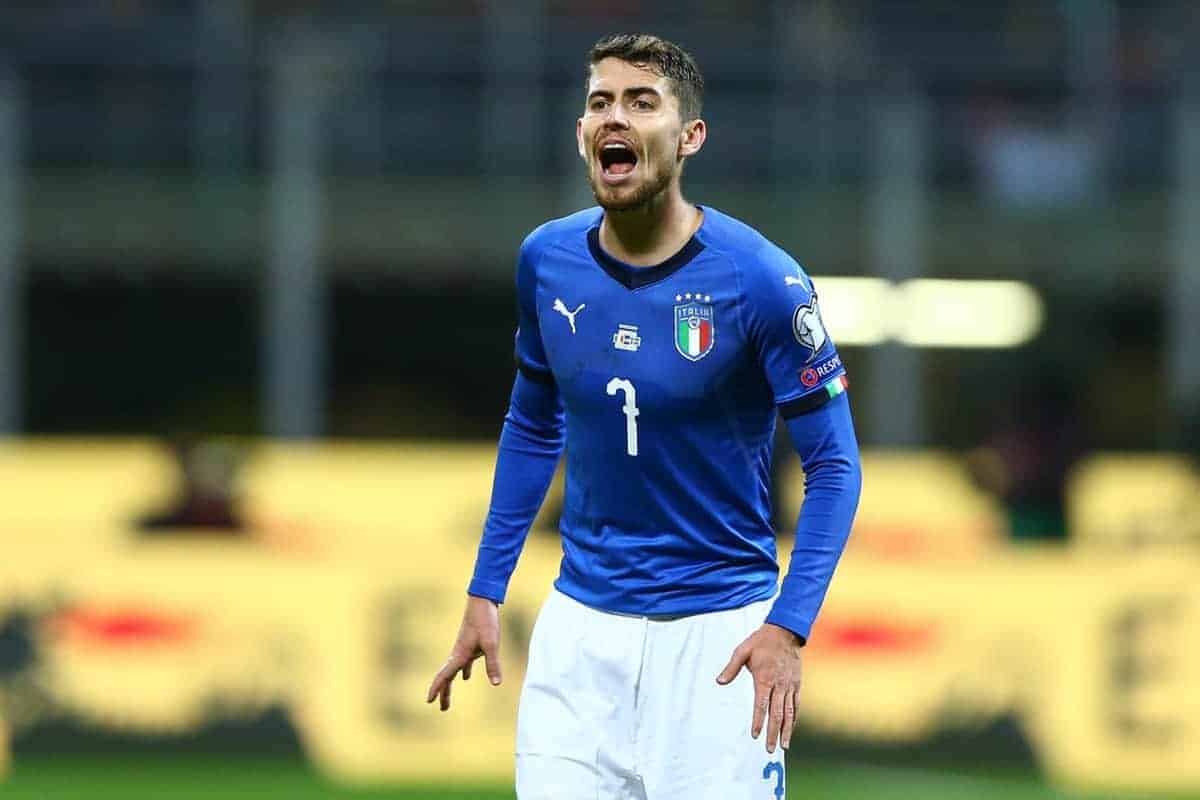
586, 156, 675, 212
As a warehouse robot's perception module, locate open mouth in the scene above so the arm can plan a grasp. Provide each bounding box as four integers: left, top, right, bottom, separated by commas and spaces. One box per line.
599, 142, 638, 180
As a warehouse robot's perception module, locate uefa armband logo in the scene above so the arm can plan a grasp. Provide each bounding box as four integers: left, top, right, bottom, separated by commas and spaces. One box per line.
792, 294, 828, 361
800, 355, 842, 388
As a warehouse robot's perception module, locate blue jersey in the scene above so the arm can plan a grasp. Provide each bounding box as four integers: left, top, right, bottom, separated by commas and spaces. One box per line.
469, 205, 859, 640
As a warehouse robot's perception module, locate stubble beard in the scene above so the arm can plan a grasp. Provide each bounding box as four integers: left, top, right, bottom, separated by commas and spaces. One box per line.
587, 157, 675, 213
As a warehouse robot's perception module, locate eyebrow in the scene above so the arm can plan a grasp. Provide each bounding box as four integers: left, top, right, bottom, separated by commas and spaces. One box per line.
587, 86, 663, 103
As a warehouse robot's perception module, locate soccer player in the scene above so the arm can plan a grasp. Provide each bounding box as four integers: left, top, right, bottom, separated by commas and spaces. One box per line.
427, 33, 862, 800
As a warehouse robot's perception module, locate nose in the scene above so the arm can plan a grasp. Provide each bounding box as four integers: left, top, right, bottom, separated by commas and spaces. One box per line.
602, 102, 630, 129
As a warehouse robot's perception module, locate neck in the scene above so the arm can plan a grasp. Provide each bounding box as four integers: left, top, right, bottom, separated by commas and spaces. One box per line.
599, 184, 701, 267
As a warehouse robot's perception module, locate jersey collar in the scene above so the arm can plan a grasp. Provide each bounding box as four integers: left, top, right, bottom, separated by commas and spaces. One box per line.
587, 208, 707, 290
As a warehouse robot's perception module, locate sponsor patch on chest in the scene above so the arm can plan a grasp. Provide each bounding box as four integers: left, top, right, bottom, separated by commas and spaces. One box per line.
613, 324, 642, 352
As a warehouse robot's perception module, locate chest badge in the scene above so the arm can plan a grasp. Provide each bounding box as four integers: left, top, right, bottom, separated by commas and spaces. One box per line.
613, 324, 642, 352
674, 292, 714, 361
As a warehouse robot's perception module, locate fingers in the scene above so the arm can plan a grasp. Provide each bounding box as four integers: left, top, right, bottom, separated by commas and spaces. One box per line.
781, 686, 797, 751
763, 683, 800, 753
427, 602, 504, 711
426, 651, 477, 711
751, 680, 770, 741
716, 643, 749, 685
483, 639, 503, 686
766, 680, 788, 753
425, 661, 457, 705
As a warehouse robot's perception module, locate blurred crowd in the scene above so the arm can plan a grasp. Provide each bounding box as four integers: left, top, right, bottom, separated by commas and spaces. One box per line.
2, 1, 1196, 475
1, 0, 1195, 194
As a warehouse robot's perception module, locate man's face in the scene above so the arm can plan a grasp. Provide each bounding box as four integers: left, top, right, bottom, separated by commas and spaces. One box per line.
577, 57, 702, 212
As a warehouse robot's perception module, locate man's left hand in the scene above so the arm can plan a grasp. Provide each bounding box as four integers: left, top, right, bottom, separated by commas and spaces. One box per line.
715, 623, 803, 753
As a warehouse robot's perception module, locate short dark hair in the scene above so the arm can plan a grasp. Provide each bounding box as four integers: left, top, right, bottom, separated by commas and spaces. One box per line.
587, 34, 704, 122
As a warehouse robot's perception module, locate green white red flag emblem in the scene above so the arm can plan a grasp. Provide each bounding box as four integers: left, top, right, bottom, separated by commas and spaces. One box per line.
674, 297, 714, 361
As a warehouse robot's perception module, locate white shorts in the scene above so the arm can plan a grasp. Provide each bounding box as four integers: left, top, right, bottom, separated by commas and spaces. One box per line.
515, 589, 786, 800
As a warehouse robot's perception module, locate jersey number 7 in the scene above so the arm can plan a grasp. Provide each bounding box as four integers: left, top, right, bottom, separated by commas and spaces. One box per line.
606, 377, 640, 457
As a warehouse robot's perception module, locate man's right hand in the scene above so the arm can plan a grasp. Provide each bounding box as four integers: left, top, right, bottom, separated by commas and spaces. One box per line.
425, 595, 503, 712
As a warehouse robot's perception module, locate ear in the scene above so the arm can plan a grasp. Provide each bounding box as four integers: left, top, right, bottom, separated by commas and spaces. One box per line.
678, 118, 706, 159
576, 117, 587, 160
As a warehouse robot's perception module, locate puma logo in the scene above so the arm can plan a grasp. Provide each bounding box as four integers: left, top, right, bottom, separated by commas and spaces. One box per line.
552, 298, 586, 334
785, 276, 808, 288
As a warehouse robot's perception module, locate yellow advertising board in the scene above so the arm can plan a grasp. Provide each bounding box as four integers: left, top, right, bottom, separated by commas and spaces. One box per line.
0, 440, 1197, 795
1068, 454, 1200, 549
778, 449, 1008, 559
802, 552, 1200, 793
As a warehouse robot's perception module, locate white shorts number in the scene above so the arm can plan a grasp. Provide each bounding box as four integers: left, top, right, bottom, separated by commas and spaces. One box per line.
605, 377, 639, 457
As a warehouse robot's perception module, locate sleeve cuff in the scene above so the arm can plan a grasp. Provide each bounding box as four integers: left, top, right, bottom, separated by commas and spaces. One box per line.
764, 604, 812, 646
467, 578, 508, 605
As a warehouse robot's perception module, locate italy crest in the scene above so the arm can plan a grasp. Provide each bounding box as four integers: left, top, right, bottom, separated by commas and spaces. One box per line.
674, 294, 714, 361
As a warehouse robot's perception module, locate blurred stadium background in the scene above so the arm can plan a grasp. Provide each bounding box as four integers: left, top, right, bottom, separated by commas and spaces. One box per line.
1, 1, 1199, 798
